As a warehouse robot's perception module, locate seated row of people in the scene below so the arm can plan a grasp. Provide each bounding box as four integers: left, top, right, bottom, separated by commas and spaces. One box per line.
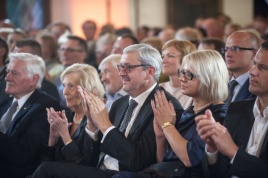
0, 31, 267, 178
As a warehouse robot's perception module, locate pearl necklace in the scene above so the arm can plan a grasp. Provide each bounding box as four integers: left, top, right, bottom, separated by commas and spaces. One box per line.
193, 101, 214, 114
73, 114, 83, 125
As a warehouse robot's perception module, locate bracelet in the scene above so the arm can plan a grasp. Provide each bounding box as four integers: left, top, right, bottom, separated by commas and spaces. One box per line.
65, 139, 73, 146
161, 122, 174, 130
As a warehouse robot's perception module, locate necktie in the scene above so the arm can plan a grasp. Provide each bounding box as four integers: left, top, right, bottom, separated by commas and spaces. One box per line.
98, 99, 138, 170
225, 80, 238, 104
0, 100, 18, 133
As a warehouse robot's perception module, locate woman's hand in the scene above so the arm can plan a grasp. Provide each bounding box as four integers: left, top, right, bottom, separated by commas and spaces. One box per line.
151, 90, 176, 127
47, 107, 72, 146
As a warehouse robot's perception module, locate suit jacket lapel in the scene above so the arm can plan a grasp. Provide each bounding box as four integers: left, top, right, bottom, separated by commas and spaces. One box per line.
6, 90, 39, 135
235, 79, 253, 101
129, 85, 159, 135
114, 96, 129, 128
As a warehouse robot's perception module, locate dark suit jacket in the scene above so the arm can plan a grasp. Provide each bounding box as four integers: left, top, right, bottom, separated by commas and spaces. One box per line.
40, 78, 60, 102
233, 78, 256, 102
96, 85, 183, 172
205, 98, 268, 178
0, 90, 61, 178
0, 68, 10, 102
42, 114, 100, 166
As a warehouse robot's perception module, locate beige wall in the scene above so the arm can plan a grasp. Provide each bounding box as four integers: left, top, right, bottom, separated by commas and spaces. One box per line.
50, 0, 254, 37
50, 0, 130, 38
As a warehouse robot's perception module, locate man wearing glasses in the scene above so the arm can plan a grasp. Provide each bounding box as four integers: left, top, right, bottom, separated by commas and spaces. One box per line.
222, 30, 259, 104
54, 35, 88, 108
32, 44, 183, 178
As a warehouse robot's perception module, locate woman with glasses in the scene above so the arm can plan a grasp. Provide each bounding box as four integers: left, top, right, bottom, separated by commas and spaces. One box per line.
112, 50, 229, 178
160, 39, 196, 109
39, 63, 105, 165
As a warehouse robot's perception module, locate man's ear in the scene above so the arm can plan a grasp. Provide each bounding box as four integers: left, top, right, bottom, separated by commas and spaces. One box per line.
32, 74, 40, 87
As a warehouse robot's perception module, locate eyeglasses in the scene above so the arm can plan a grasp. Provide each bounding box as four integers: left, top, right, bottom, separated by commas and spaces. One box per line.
58, 47, 83, 53
178, 69, 197, 80
221, 46, 255, 54
117, 64, 151, 73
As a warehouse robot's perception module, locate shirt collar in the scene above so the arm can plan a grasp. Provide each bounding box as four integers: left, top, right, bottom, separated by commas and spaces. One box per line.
129, 83, 157, 106
16, 90, 35, 109
253, 97, 268, 118
231, 72, 249, 87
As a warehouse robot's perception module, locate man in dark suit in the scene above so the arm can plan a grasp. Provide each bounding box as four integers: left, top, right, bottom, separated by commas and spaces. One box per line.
0, 53, 61, 177
223, 30, 259, 104
32, 44, 183, 178
196, 41, 268, 177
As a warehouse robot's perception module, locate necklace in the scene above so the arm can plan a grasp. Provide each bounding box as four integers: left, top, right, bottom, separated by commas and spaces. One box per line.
73, 114, 83, 125
193, 101, 214, 114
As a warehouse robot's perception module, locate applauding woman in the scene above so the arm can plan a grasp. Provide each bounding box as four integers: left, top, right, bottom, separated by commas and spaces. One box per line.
42, 63, 105, 165
112, 50, 229, 178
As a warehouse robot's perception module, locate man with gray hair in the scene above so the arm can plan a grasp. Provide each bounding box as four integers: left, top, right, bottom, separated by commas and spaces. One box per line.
0, 53, 61, 177
32, 44, 183, 178
98, 54, 127, 111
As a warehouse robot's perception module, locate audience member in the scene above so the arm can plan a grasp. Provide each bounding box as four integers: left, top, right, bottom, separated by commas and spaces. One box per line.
196, 41, 268, 178
0, 37, 9, 101
198, 38, 225, 58
55, 35, 88, 107
222, 31, 259, 104
47, 22, 71, 42
113, 50, 229, 178
223, 23, 242, 42
157, 28, 176, 43
99, 24, 115, 37
36, 33, 64, 82
115, 27, 133, 36
81, 20, 97, 67
175, 27, 203, 48
160, 40, 195, 109
14, 39, 60, 102
95, 33, 117, 66
111, 34, 139, 54
7, 29, 27, 52
42, 63, 105, 165
137, 26, 150, 42
201, 17, 224, 39
98, 54, 127, 111
0, 53, 61, 177
32, 44, 183, 178
252, 16, 268, 36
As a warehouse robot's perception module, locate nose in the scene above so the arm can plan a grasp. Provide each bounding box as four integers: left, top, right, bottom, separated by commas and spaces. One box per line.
5, 72, 12, 81
118, 69, 127, 76
101, 74, 107, 82
249, 65, 257, 76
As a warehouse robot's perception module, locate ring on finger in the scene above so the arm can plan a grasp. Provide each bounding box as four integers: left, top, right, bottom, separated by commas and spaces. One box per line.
155, 104, 160, 108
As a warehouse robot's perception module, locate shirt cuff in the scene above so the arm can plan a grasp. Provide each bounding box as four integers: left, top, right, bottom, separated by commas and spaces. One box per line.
230, 150, 238, 164
85, 127, 99, 141
205, 145, 218, 165
101, 126, 116, 143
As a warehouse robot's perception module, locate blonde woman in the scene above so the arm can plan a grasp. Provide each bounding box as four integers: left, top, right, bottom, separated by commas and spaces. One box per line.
160, 40, 196, 109
42, 63, 105, 165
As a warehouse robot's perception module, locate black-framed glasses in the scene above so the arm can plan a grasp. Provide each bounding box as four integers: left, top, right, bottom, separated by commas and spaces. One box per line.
178, 69, 197, 80
221, 46, 255, 54
117, 64, 151, 73
58, 47, 83, 53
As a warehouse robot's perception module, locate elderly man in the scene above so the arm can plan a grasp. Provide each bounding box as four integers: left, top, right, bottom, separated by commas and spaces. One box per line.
223, 30, 259, 104
14, 39, 60, 102
196, 41, 268, 177
0, 53, 61, 177
32, 44, 183, 178
98, 54, 127, 111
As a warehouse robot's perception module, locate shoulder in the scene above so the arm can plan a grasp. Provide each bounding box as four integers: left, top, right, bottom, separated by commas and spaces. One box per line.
229, 98, 255, 112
